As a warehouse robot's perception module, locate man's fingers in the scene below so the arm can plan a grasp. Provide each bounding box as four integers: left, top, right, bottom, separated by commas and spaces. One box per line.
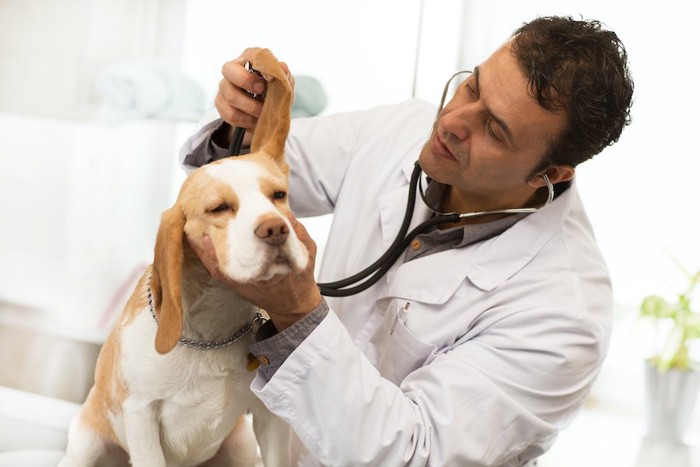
187, 235, 203, 257
217, 49, 294, 129
201, 236, 219, 266
216, 74, 264, 124
224, 48, 267, 94
290, 217, 317, 258
188, 235, 222, 278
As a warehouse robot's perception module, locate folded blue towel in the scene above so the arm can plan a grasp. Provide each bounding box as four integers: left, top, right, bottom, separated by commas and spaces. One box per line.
95, 60, 207, 123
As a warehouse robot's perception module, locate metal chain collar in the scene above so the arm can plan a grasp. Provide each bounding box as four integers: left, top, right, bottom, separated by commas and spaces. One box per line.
146, 272, 266, 350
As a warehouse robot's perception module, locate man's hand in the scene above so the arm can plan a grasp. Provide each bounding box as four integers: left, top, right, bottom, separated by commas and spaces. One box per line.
215, 47, 295, 147
189, 217, 322, 332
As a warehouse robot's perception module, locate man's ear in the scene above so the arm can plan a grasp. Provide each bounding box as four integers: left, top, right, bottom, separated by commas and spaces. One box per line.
528, 164, 575, 188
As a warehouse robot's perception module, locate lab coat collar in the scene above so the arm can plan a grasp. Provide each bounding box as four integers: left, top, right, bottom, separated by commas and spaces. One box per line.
465, 186, 570, 292
377, 160, 574, 304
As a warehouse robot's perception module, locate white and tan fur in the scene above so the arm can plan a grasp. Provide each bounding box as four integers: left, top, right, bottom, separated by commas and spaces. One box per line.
59, 49, 303, 467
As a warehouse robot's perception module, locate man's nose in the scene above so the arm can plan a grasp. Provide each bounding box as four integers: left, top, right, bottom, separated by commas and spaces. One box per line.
440, 102, 478, 141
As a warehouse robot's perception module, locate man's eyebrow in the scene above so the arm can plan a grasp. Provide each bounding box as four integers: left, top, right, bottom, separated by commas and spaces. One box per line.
474, 66, 516, 147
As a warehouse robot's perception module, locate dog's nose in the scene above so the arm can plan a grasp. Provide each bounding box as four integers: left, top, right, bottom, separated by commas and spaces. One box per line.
255, 218, 289, 245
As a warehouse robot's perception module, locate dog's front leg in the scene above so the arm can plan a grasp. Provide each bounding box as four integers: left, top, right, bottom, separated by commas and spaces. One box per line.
251, 407, 291, 467
123, 398, 166, 467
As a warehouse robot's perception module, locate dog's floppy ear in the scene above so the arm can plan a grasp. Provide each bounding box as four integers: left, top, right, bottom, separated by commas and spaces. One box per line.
249, 48, 293, 164
151, 205, 185, 354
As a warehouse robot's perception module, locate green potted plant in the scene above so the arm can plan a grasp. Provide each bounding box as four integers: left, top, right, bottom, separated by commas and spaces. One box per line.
639, 260, 700, 443
640, 265, 700, 371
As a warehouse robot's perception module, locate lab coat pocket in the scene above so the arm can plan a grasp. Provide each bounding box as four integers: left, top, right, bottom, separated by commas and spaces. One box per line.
369, 301, 438, 386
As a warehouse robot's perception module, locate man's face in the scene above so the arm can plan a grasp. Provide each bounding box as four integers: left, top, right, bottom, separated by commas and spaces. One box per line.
419, 43, 569, 215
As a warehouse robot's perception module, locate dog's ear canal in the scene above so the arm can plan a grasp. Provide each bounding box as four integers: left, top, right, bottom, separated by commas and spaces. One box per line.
249, 48, 293, 165
151, 206, 186, 354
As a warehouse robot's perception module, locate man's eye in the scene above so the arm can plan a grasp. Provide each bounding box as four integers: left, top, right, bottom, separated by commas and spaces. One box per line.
465, 83, 477, 99
486, 119, 504, 143
209, 203, 230, 213
273, 191, 287, 200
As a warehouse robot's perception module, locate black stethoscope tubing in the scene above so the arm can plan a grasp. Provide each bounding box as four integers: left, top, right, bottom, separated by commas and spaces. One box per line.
317, 162, 461, 297
316, 160, 553, 297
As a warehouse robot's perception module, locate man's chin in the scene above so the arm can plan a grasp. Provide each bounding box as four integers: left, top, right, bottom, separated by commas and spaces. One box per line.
418, 149, 445, 183
418, 146, 433, 173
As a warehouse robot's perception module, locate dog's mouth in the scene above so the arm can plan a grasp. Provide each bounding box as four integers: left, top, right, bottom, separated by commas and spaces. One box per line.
270, 248, 307, 272
251, 259, 294, 282
224, 249, 296, 283
267, 237, 308, 268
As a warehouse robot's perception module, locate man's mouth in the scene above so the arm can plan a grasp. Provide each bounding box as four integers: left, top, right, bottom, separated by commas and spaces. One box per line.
431, 132, 457, 162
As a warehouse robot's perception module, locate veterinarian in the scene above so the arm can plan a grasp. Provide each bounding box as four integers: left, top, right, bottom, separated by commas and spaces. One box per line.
181, 16, 633, 467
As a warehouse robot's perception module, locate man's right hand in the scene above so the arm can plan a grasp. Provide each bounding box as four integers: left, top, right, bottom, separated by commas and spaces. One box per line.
215, 47, 294, 148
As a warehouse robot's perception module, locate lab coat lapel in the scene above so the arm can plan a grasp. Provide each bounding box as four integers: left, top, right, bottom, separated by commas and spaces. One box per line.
377, 159, 468, 304
465, 182, 573, 291
379, 247, 476, 304
377, 160, 430, 250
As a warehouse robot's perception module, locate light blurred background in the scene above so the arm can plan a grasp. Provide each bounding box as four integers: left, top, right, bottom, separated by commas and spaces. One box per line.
1, 0, 699, 465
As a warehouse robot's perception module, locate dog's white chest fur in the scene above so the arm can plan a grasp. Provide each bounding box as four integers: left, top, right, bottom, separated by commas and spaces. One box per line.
115, 307, 258, 464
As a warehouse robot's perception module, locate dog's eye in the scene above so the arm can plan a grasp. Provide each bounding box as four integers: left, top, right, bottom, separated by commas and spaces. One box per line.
209, 203, 230, 213
272, 191, 287, 200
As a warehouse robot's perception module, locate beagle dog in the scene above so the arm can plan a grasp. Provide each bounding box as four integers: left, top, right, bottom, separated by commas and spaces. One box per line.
59, 49, 305, 467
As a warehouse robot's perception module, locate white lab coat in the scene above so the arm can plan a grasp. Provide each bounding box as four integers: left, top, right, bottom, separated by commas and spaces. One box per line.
181, 99, 613, 467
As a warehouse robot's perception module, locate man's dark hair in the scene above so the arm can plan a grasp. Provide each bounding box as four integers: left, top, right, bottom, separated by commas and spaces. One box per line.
511, 16, 634, 170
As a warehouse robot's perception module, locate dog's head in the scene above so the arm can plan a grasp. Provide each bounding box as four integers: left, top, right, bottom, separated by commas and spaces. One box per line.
150, 49, 308, 354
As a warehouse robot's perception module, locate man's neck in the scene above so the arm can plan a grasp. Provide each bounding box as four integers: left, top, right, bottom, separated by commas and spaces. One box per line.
438, 185, 547, 227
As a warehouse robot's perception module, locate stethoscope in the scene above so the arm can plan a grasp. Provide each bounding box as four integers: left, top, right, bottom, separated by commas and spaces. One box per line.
317, 161, 553, 297
317, 70, 555, 297
228, 67, 554, 298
